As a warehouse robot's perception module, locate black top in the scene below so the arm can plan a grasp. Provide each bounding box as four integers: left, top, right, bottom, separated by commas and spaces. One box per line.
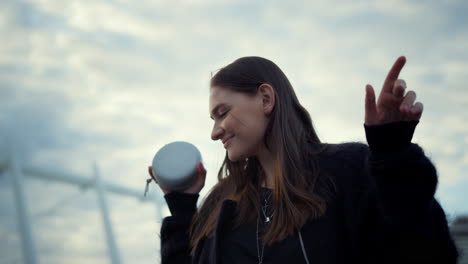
219, 188, 306, 264
160, 121, 459, 264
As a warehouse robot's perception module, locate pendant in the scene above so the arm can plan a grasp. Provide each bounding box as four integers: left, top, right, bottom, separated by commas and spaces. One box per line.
265, 217, 270, 223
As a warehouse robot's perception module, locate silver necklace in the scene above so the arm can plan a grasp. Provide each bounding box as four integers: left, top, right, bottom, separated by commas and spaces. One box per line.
261, 190, 274, 222
256, 216, 265, 264
257, 189, 273, 264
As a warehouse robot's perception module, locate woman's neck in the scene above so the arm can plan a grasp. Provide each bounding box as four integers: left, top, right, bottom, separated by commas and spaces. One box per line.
257, 146, 275, 189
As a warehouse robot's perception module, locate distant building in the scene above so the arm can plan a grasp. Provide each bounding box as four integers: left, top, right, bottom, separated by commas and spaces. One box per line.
451, 216, 468, 264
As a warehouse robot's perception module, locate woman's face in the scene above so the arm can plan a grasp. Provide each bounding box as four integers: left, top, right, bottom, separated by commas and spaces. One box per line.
209, 85, 274, 162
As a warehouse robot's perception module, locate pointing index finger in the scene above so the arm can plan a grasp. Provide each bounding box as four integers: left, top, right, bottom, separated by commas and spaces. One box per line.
383, 56, 406, 93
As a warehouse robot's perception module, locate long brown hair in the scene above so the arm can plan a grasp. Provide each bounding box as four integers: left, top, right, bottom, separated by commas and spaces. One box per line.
189, 56, 334, 255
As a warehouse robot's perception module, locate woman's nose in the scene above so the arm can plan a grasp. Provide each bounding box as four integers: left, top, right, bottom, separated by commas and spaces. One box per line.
211, 126, 224, 141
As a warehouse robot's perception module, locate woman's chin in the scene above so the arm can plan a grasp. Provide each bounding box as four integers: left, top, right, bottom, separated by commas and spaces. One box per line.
227, 154, 238, 162
227, 151, 242, 162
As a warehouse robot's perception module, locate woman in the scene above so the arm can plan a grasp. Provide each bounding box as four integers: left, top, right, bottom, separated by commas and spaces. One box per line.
148, 56, 459, 263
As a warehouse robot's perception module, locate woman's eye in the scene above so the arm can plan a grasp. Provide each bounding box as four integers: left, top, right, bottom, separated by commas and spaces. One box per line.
219, 111, 228, 118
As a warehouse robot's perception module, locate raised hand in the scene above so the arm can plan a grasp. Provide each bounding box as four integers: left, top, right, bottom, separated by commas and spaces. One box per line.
365, 56, 423, 126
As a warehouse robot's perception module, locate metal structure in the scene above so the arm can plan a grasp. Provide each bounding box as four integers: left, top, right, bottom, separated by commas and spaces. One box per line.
0, 143, 165, 264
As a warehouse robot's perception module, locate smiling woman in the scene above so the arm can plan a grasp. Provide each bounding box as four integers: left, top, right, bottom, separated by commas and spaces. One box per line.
151, 56, 459, 264
210, 85, 276, 162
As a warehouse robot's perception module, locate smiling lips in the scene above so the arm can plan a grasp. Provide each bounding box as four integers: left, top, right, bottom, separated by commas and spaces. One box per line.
223, 136, 234, 148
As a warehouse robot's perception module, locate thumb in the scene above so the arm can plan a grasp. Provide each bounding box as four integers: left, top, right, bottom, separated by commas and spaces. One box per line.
197, 161, 207, 176
365, 84, 378, 125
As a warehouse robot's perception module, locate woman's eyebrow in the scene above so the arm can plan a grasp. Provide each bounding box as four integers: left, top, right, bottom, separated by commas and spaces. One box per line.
210, 103, 226, 120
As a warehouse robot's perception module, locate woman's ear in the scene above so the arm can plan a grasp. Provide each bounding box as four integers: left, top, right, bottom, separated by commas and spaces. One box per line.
258, 83, 275, 115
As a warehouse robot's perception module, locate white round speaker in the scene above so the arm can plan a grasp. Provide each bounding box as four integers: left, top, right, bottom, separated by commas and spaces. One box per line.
151, 141, 202, 191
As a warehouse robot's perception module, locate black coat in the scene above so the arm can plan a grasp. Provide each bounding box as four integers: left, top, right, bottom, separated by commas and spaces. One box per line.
159, 121, 459, 264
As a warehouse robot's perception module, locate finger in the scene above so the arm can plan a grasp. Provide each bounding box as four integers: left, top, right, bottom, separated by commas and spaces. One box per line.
409, 102, 423, 120
199, 161, 207, 175
365, 84, 378, 125
193, 162, 206, 190
392, 79, 406, 98
146, 166, 170, 195
197, 162, 207, 184
383, 56, 406, 93
148, 166, 158, 184
198, 162, 207, 176
399, 90, 416, 113
198, 169, 206, 187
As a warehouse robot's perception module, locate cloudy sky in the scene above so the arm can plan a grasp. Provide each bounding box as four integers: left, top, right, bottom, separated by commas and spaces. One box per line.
1, 0, 467, 263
